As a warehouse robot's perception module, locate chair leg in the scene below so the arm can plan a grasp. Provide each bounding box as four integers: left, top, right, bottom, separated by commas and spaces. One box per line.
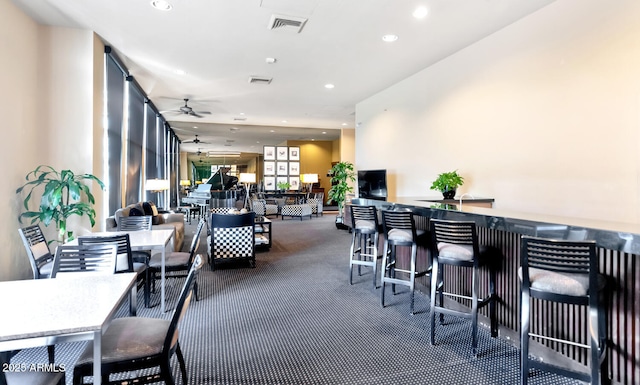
47, 345, 55, 364
409, 243, 417, 315
430, 257, 439, 345
520, 290, 531, 385
372, 233, 379, 288
471, 265, 480, 357
489, 266, 498, 337
176, 342, 188, 385
194, 280, 199, 301
160, 358, 176, 385
380, 241, 389, 308
349, 232, 357, 285
144, 268, 151, 308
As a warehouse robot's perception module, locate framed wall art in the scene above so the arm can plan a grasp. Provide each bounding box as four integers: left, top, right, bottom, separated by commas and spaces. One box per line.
263, 146, 276, 161
264, 161, 275, 175
289, 147, 300, 161
289, 176, 300, 190
263, 176, 276, 191
277, 162, 288, 175
276, 146, 288, 161
289, 162, 300, 175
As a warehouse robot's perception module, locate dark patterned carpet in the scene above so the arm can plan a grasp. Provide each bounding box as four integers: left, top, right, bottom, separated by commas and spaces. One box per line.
12, 214, 582, 384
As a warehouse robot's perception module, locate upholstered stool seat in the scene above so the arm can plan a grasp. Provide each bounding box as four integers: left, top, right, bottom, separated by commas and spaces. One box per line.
349, 205, 382, 287
380, 210, 431, 314
429, 219, 500, 357
281, 204, 312, 220
520, 236, 608, 385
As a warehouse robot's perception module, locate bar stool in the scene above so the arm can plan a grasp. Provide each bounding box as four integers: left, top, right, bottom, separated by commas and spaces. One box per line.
429, 219, 500, 356
520, 236, 608, 385
380, 209, 430, 314
349, 205, 381, 287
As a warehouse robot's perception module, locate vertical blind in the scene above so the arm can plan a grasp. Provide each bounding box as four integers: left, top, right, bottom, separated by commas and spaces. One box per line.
104, 46, 179, 211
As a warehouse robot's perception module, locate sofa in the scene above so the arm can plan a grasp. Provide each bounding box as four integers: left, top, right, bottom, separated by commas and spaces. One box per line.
105, 201, 185, 252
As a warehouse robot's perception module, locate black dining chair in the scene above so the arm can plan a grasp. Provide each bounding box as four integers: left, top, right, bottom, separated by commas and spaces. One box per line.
148, 218, 205, 302
18, 224, 55, 279
520, 236, 608, 384
116, 215, 154, 265
78, 233, 150, 311
72, 255, 203, 385
429, 219, 500, 357
50, 244, 118, 277
348, 205, 381, 287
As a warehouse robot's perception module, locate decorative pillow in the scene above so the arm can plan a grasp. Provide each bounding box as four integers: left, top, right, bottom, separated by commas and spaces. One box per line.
129, 207, 144, 216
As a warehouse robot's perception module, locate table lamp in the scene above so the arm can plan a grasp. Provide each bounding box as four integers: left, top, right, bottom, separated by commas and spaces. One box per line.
145, 178, 170, 208
239, 173, 256, 209
180, 179, 191, 194
301, 173, 318, 192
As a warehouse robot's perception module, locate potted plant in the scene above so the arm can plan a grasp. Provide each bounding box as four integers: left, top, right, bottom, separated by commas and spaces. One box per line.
327, 161, 355, 229
430, 170, 464, 199
276, 181, 291, 192
16, 165, 105, 244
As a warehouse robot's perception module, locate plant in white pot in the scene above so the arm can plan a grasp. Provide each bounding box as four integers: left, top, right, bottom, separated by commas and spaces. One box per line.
16, 165, 105, 244
327, 161, 355, 229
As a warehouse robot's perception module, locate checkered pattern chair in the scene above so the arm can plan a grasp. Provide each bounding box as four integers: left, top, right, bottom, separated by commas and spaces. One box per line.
251, 199, 279, 217
306, 198, 323, 217
210, 212, 256, 270
281, 204, 312, 220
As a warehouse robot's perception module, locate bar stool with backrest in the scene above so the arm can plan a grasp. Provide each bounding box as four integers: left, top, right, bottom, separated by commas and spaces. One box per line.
349, 205, 381, 287
520, 236, 608, 385
380, 209, 431, 315
429, 219, 500, 357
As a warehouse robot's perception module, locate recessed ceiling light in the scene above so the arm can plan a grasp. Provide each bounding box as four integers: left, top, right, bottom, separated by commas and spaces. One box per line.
174, 69, 186, 75
324, 84, 335, 89
193, 126, 198, 129
150, 0, 172, 11
413, 6, 429, 19
322, 131, 327, 134
270, 130, 275, 133
265, 57, 277, 64
342, 123, 348, 126
382, 34, 398, 42
282, 120, 288, 123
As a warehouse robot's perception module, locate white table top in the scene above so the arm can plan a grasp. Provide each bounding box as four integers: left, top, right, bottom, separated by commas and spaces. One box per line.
0, 273, 136, 343
73, 229, 174, 250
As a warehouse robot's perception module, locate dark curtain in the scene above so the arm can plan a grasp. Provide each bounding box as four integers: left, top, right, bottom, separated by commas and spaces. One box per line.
106, 54, 125, 215
125, 80, 145, 205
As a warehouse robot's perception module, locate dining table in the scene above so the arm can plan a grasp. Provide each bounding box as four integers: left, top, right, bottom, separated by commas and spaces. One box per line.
0, 272, 137, 385
71, 229, 175, 313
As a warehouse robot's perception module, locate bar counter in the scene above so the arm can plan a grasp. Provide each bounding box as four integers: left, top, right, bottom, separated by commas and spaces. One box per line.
350, 197, 639, 385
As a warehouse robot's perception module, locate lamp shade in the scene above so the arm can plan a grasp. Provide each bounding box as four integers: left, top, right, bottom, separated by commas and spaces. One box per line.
239, 173, 256, 183
180, 179, 191, 186
301, 173, 318, 184
145, 178, 170, 192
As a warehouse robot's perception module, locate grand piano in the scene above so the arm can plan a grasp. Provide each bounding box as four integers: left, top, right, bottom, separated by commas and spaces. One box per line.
182, 167, 239, 211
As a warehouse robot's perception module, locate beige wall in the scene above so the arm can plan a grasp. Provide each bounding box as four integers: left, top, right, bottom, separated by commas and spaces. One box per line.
356, 0, 640, 223
0, 0, 104, 280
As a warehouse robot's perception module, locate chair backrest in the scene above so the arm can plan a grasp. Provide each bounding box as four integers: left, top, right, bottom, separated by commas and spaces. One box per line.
429, 219, 480, 261
520, 236, 597, 299
211, 212, 256, 260
164, 254, 203, 355
50, 244, 118, 277
117, 215, 153, 231
187, 219, 206, 264
77, 233, 134, 273
350, 205, 379, 229
18, 224, 54, 279
252, 200, 266, 216
381, 210, 417, 242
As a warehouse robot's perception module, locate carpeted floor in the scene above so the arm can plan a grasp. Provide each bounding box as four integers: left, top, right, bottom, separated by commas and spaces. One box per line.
13, 213, 582, 384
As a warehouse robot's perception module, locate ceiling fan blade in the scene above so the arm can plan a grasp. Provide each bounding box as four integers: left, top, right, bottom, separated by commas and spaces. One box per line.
195, 111, 212, 115
189, 111, 204, 118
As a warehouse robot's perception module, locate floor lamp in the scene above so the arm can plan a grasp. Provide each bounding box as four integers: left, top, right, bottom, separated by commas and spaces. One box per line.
239, 173, 256, 209
145, 178, 170, 210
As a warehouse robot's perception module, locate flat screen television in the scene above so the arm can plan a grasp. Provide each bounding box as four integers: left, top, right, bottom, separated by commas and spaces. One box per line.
358, 169, 387, 201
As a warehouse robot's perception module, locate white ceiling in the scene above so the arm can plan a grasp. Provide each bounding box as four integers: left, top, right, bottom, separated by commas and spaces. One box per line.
13, 0, 553, 164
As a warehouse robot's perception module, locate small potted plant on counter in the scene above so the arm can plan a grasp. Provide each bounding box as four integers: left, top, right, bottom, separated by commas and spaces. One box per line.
430, 170, 464, 199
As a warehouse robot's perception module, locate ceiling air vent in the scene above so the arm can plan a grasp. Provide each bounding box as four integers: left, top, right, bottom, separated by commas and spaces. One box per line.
248, 76, 273, 85
268, 14, 307, 33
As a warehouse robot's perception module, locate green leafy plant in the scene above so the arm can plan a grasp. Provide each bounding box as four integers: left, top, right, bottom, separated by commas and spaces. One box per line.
276, 181, 291, 191
16, 165, 105, 243
430, 170, 464, 198
327, 161, 356, 216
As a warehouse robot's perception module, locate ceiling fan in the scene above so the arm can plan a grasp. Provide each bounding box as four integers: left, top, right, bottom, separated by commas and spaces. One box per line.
182, 135, 210, 144
163, 98, 211, 118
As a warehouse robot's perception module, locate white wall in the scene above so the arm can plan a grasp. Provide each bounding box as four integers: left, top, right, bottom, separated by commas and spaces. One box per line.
356, 0, 640, 223
0, 0, 101, 280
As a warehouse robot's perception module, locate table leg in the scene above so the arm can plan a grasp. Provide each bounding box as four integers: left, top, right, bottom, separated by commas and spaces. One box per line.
93, 331, 102, 385
160, 247, 166, 313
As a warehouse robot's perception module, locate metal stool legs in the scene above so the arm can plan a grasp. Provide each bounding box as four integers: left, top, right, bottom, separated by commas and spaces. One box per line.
349, 229, 379, 287
380, 240, 421, 314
